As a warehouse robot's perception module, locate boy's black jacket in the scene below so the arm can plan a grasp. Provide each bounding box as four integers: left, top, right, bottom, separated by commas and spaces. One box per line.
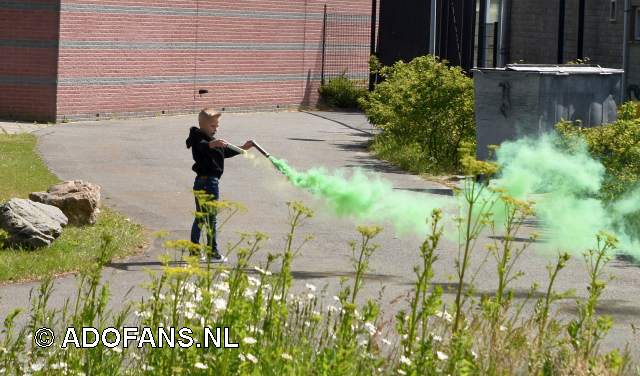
186, 127, 241, 178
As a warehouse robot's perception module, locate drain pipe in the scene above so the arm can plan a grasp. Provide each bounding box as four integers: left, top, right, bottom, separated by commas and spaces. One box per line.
557, 0, 566, 64
622, 0, 631, 101
429, 0, 437, 55
497, 0, 511, 67
477, 0, 488, 67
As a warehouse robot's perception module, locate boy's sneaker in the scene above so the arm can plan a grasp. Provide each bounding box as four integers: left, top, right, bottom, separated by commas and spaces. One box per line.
201, 252, 227, 263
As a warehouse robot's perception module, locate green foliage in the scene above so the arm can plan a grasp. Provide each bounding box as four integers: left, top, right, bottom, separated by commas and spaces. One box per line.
556, 102, 640, 246
0, 208, 145, 283
0, 194, 634, 374
360, 55, 476, 173
0, 134, 59, 203
318, 74, 367, 109
555, 102, 640, 201
0, 134, 145, 282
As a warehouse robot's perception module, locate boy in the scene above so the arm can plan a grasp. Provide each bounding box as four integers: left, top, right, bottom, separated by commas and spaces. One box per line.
186, 108, 254, 262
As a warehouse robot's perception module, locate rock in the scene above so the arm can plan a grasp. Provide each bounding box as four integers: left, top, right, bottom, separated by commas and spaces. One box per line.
30, 180, 101, 225
0, 198, 68, 248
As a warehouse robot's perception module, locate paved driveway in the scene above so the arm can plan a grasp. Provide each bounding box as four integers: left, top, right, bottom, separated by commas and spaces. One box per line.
1, 111, 639, 357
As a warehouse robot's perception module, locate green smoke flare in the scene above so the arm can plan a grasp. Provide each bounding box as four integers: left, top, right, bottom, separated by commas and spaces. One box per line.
269, 156, 452, 236
269, 135, 639, 257
494, 134, 640, 254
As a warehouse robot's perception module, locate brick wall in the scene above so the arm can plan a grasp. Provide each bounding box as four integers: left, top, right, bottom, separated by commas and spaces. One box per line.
628, 0, 640, 95
55, 0, 372, 121
582, 0, 624, 68
508, 0, 559, 64
508, 0, 624, 67
508, 0, 640, 101
0, 1, 60, 122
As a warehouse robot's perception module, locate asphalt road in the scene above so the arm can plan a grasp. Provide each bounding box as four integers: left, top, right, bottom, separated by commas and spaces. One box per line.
1, 111, 638, 357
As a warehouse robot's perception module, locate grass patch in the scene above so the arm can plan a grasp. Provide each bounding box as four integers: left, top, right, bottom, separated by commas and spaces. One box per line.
369, 136, 437, 175
0, 133, 146, 283
0, 134, 59, 202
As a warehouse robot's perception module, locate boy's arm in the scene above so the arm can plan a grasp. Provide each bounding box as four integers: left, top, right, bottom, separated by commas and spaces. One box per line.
240, 140, 254, 150
222, 140, 254, 158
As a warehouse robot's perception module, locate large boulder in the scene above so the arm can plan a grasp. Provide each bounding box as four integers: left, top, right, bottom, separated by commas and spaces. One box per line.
0, 198, 68, 248
30, 180, 101, 225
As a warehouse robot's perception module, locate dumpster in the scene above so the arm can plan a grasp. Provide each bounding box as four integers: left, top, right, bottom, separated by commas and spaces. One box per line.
473, 64, 623, 159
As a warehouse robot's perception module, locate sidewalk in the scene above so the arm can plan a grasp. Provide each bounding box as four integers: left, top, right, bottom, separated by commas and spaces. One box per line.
0, 121, 53, 134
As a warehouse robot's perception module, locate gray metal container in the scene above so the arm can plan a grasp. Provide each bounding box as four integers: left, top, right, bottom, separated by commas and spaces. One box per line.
473, 64, 623, 159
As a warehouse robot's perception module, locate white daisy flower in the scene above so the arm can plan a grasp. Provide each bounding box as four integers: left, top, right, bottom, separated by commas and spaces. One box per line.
243, 337, 257, 345
194, 362, 208, 369
245, 353, 258, 364
436, 351, 449, 361
50, 362, 67, 370
363, 322, 377, 336
29, 362, 44, 372
435, 310, 453, 322
213, 298, 227, 310
400, 355, 412, 366
281, 353, 293, 361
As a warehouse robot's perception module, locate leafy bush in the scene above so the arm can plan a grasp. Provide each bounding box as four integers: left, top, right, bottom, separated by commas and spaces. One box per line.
318, 74, 367, 109
556, 102, 640, 247
556, 102, 640, 201
0, 187, 634, 375
359, 55, 475, 173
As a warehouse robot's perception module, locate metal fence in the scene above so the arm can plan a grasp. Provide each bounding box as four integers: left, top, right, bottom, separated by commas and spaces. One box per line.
321, 8, 371, 87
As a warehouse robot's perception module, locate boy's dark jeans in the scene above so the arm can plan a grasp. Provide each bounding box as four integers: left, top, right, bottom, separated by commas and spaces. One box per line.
191, 176, 219, 254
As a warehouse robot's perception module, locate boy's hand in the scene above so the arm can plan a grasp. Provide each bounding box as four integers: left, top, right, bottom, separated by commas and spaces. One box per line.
209, 139, 228, 148
240, 140, 254, 150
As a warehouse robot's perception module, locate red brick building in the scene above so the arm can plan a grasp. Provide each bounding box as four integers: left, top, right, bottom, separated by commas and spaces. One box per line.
1, 1, 372, 122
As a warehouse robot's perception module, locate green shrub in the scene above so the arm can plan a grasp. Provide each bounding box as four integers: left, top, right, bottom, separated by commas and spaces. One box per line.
359, 55, 475, 173
556, 102, 640, 201
318, 74, 367, 109
556, 102, 640, 246
0, 192, 633, 375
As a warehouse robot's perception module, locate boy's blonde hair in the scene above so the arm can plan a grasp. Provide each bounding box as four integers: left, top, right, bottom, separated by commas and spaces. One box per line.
198, 108, 221, 126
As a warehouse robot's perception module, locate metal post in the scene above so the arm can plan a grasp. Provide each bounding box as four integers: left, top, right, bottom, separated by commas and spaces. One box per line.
369, 0, 377, 91
463, 0, 478, 72
492, 22, 498, 67
477, 0, 488, 67
622, 0, 631, 101
577, 0, 585, 59
558, 0, 565, 64
429, 0, 438, 55
320, 5, 327, 85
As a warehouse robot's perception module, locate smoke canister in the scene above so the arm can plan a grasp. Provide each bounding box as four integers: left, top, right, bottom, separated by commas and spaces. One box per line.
250, 141, 271, 158
226, 143, 246, 154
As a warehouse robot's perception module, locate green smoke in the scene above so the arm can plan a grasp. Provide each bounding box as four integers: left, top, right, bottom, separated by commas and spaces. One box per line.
269, 135, 639, 256
493, 134, 640, 254
269, 157, 452, 236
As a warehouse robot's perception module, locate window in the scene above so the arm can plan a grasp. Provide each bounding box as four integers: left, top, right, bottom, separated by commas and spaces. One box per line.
635, 7, 640, 41
610, 0, 617, 21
